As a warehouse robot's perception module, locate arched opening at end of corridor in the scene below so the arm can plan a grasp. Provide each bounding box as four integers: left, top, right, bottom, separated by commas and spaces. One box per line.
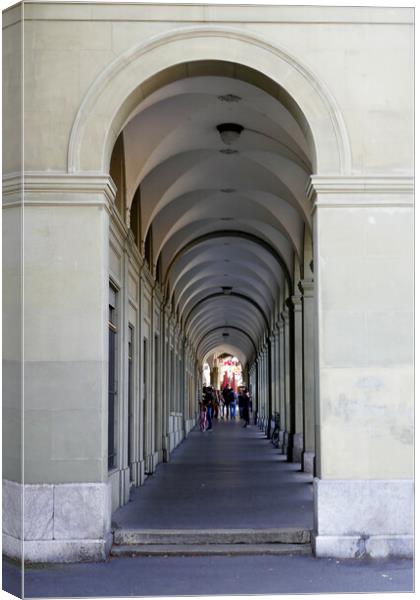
105, 58, 319, 522
203, 353, 243, 391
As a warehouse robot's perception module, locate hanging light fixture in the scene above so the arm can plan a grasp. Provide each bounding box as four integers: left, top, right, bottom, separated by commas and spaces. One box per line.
216, 123, 244, 145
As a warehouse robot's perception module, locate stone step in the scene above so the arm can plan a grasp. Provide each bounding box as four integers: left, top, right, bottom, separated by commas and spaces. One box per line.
111, 543, 312, 557
113, 528, 311, 546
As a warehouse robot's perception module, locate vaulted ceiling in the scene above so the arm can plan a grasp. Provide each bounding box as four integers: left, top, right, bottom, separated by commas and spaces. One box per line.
120, 61, 313, 368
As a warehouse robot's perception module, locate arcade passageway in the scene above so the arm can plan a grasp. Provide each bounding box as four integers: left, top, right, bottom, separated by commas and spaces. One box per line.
3, 3, 413, 570
102, 59, 320, 533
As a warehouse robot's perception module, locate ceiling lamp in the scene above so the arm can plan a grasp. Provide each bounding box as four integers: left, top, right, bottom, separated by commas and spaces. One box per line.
217, 94, 241, 103
216, 123, 244, 145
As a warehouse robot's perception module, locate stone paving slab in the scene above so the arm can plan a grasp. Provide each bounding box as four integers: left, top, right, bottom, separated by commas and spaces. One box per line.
113, 420, 314, 531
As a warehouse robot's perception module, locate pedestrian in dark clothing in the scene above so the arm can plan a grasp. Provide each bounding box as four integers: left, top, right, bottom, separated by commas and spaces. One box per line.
222, 386, 230, 419
203, 387, 214, 430
239, 388, 250, 427
227, 387, 236, 419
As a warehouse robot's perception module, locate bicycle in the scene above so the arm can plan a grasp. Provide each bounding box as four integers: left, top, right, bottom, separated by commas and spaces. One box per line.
270, 412, 281, 448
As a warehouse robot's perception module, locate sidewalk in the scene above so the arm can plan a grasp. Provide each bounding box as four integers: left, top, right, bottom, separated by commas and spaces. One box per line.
113, 419, 313, 531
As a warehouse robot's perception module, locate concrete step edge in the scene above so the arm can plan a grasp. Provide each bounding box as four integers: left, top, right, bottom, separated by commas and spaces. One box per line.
110, 543, 312, 557
113, 528, 311, 545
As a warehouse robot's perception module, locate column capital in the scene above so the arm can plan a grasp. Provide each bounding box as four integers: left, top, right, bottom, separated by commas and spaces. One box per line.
298, 278, 314, 297
3, 171, 117, 208
281, 309, 289, 323
290, 294, 303, 311
306, 175, 414, 206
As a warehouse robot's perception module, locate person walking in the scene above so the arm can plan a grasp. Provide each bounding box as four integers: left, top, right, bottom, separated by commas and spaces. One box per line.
222, 386, 230, 419
227, 387, 236, 419
203, 386, 214, 430
239, 388, 250, 427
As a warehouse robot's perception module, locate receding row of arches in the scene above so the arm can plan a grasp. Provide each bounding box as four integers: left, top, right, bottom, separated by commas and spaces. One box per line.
105, 58, 317, 509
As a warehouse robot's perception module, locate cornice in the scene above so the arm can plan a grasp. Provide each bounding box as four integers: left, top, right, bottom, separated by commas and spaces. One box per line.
20, 3, 414, 25
3, 172, 117, 210
153, 283, 164, 305
125, 232, 142, 269
307, 175, 414, 209
140, 262, 155, 289
110, 203, 129, 239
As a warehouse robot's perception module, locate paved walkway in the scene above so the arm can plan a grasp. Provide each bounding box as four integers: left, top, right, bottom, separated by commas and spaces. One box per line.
3, 422, 413, 597
113, 419, 314, 530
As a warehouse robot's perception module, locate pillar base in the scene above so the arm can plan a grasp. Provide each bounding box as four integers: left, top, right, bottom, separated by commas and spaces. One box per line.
281, 431, 290, 456
162, 435, 171, 462
3, 532, 113, 563
313, 478, 413, 558
145, 452, 159, 475
292, 433, 304, 463
313, 533, 413, 559
302, 451, 315, 474
2, 479, 112, 563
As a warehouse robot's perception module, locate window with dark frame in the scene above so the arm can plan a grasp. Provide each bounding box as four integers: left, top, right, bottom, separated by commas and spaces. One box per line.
108, 285, 118, 470
128, 324, 134, 476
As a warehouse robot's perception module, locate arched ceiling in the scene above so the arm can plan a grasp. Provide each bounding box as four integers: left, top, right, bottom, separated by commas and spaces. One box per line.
118, 62, 313, 367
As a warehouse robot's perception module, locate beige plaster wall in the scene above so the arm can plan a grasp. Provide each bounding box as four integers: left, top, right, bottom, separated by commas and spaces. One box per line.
314, 201, 413, 479
3, 207, 23, 482
3, 8, 23, 483
14, 5, 413, 177
23, 202, 109, 483
3, 11, 22, 174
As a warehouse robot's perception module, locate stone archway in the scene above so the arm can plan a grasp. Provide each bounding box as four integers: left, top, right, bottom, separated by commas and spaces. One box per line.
68, 26, 351, 176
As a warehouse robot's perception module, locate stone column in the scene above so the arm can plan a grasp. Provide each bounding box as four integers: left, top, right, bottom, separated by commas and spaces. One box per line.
291, 295, 304, 463
266, 338, 273, 438
299, 278, 316, 474
272, 325, 280, 415
281, 309, 292, 457
254, 357, 259, 425
260, 350, 265, 427
262, 348, 267, 428
278, 319, 286, 449
2, 175, 115, 564
3, 174, 23, 568
310, 177, 413, 559
162, 307, 171, 462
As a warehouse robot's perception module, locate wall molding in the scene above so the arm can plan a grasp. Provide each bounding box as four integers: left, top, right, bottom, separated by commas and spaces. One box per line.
2, 172, 117, 210
307, 175, 414, 209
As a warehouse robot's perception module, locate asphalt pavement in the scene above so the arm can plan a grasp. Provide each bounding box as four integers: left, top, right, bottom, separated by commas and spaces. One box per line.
4, 553, 414, 597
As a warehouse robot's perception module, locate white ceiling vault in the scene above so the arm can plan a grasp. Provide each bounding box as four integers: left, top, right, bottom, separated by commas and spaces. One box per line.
120, 61, 313, 369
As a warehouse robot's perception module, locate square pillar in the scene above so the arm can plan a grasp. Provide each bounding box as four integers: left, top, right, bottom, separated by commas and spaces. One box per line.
281, 309, 292, 457
3, 174, 116, 563
299, 278, 316, 474
291, 295, 304, 463
310, 176, 414, 559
